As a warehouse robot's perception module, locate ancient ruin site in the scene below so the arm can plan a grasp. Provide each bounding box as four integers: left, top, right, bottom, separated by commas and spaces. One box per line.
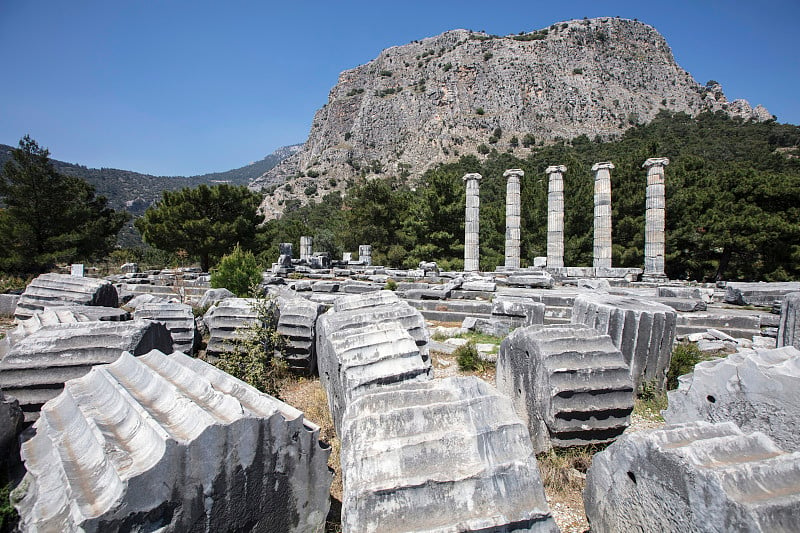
1, 5, 800, 533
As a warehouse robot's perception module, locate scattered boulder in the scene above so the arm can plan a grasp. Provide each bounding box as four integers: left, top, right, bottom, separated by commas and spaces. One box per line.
15, 273, 119, 320
13, 350, 332, 532
317, 320, 430, 434
572, 293, 677, 390
584, 421, 800, 532
724, 281, 800, 306
777, 292, 800, 350
497, 324, 633, 452
198, 287, 235, 309
340, 377, 559, 532
134, 302, 197, 355
0, 320, 173, 421
664, 346, 800, 452
276, 296, 323, 373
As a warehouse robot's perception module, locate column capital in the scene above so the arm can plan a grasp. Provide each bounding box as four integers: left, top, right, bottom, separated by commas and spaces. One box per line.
463, 172, 482, 182
591, 161, 615, 172
503, 168, 524, 179
545, 165, 567, 174
643, 157, 670, 168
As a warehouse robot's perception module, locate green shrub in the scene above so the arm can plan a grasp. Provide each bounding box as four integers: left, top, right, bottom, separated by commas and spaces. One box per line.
572, 68, 583, 75
1, 472, 19, 532
442, 62, 453, 71
379, 70, 393, 77
455, 341, 481, 371
475, 107, 485, 115
477, 144, 490, 154
210, 244, 262, 298
483, 52, 493, 61
667, 342, 710, 389
384, 278, 397, 291
304, 184, 318, 196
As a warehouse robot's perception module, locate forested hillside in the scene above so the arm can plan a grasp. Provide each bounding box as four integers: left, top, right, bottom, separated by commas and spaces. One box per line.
260, 111, 800, 282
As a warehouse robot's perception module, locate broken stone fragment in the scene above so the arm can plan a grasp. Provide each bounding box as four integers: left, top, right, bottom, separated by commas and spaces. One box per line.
340, 376, 559, 532
275, 296, 323, 374
584, 421, 800, 532
777, 292, 800, 350
13, 350, 332, 532
134, 301, 197, 355
14, 272, 119, 320
664, 346, 800, 452
497, 324, 633, 453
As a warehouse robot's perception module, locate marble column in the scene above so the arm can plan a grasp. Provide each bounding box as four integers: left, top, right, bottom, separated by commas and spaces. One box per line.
300, 236, 313, 261
643, 157, 669, 281
358, 244, 372, 266
592, 162, 614, 269
463, 173, 482, 272
503, 169, 524, 269
546, 165, 567, 268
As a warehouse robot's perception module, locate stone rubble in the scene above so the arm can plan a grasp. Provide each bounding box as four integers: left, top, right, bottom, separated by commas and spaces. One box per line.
13, 350, 332, 533
497, 324, 634, 452
15, 272, 119, 320
340, 376, 559, 533
664, 346, 800, 452
0, 319, 173, 421
584, 421, 800, 532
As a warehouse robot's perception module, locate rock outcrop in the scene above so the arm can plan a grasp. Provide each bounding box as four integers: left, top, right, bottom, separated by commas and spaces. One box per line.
13, 350, 332, 532
571, 293, 676, 390
664, 346, 800, 452
252, 17, 771, 218
584, 421, 800, 532
0, 320, 173, 421
497, 324, 633, 452
15, 273, 119, 320
340, 376, 559, 532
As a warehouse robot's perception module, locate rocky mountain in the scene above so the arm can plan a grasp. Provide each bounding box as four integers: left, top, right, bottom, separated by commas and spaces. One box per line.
0, 143, 301, 214
251, 17, 771, 219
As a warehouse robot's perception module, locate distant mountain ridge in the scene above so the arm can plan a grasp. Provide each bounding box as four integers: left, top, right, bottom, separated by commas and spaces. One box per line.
0, 143, 302, 214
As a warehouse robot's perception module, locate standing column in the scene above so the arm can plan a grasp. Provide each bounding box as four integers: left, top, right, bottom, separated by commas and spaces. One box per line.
592, 162, 615, 270
358, 244, 372, 266
463, 173, 482, 272
503, 169, 524, 269
546, 165, 567, 268
300, 236, 313, 261
643, 157, 669, 281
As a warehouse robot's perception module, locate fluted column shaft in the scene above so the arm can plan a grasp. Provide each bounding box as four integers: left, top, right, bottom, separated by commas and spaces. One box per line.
359, 244, 372, 266
592, 162, 614, 269
463, 173, 482, 272
546, 165, 567, 268
300, 236, 313, 261
643, 158, 669, 280
503, 169, 524, 269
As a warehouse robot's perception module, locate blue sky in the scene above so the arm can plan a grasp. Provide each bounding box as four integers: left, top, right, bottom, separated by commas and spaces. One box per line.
1, 0, 798, 176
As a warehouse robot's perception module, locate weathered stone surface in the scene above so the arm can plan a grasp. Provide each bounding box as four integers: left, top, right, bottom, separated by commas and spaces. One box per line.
15, 273, 119, 320
572, 293, 677, 390
253, 19, 769, 219
664, 346, 800, 452
584, 421, 800, 533
592, 162, 614, 269
134, 302, 197, 355
331, 291, 430, 363
497, 324, 633, 452
778, 292, 800, 350
198, 287, 235, 308
276, 296, 323, 373
491, 295, 546, 332
657, 285, 714, 302
312, 280, 340, 293
724, 281, 800, 306
461, 279, 496, 291
340, 376, 559, 532
463, 173, 482, 272
14, 350, 332, 533
0, 293, 20, 318
317, 320, 430, 435
358, 244, 372, 266
655, 297, 707, 312
0, 320, 173, 421
203, 298, 261, 356
642, 157, 669, 281
507, 271, 555, 288
125, 292, 169, 310
300, 235, 313, 261
0, 389, 23, 470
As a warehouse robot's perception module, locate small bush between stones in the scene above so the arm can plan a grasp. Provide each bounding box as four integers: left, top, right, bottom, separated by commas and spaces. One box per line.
455, 341, 481, 371
667, 342, 711, 390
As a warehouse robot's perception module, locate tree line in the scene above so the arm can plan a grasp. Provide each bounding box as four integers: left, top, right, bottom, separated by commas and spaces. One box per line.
3, 110, 799, 282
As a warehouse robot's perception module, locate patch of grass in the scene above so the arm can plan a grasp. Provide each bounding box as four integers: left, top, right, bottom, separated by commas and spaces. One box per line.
634, 392, 668, 422
1, 473, 20, 533
453, 331, 504, 344
668, 342, 715, 390
538, 446, 600, 497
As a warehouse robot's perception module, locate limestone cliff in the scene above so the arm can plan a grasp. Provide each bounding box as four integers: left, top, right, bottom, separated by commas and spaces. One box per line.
252, 17, 771, 218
